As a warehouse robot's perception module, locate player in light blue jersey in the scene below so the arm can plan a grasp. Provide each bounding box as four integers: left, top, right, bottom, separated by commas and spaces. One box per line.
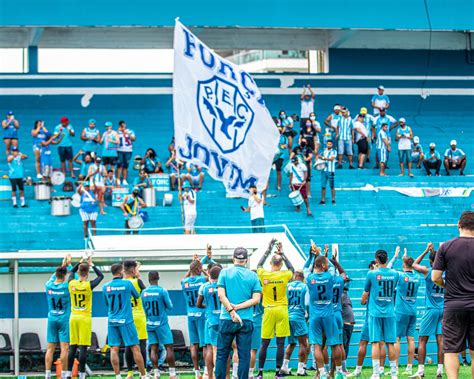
197, 265, 222, 379
362, 250, 399, 379
411, 243, 445, 378
142, 271, 178, 379
387, 248, 422, 376
102, 263, 147, 379
45, 262, 71, 379
182, 259, 207, 379
281, 271, 309, 376
307, 255, 344, 379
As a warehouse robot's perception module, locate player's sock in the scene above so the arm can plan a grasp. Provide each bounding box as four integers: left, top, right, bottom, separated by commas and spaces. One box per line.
318, 367, 327, 376
64, 370, 72, 379
116, 375, 122, 379
194, 369, 201, 379
45, 369, 52, 379
437, 364, 443, 373
154, 368, 160, 378
336, 366, 342, 373
258, 369, 264, 377
169, 368, 176, 377
12, 197, 17, 206
79, 372, 86, 379
354, 365, 362, 374
282, 359, 290, 371
20, 196, 25, 206
232, 363, 238, 377
372, 359, 380, 376
406, 364, 412, 371
342, 360, 347, 372
389, 360, 397, 376
204, 367, 208, 376
297, 362, 305, 374
249, 368, 254, 378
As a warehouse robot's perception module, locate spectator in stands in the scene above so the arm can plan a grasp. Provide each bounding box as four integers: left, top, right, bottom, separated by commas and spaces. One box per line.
88, 156, 107, 215
411, 136, 424, 169
184, 162, 205, 190
165, 148, 183, 191
77, 181, 98, 239
274, 126, 289, 191
444, 140, 467, 176
180, 182, 197, 234
133, 170, 153, 197
73, 151, 93, 181
289, 155, 312, 216
299, 115, 320, 154
2, 111, 20, 157
395, 118, 414, 177
324, 104, 341, 145
342, 281, 355, 375
116, 120, 136, 185
336, 107, 355, 169
104, 169, 118, 202
278, 110, 297, 153
41, 132, 63, 182
356, 107, 374, 163
242, 184, 265, 233
353, 114, 370, 169
300, 84, 315, 127
216, 248, 262, 379
121, 187, 146, 235
100, 121, 119, 172
318, 139, 337, 204
54, 117, 76, 179
373, 108, 397, 168
371, 85, 390, 115
142, 148, 163, 174
376, 123, 391, 176
292, 139, 314, 197
81, 119, 100, 157
7, 146, 27, 208
423, 143, 442, 176
31, 120, 49, 178
432, 211, 474, 379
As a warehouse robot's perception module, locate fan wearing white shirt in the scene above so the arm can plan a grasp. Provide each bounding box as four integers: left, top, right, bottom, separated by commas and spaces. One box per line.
300, 84, 315, 128
353, 114, 370, 169
395, 118, 414, 177
180, 182, 197, 234
242, 184, 265, 233
289, 156, 313, 217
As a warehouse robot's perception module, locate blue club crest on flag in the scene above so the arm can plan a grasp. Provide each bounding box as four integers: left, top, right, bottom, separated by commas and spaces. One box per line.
197, 76, 254, 154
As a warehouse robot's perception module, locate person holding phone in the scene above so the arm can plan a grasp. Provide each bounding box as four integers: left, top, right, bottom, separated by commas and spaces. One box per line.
2, 111, 20, 157
242, 184, 265, 233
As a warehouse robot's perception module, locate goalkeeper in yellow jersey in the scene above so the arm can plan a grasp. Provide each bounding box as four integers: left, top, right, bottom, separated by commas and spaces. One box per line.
256, 239, 294, 379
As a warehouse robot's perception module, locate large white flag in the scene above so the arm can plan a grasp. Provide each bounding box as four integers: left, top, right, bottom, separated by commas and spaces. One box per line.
173, 19, 279, 197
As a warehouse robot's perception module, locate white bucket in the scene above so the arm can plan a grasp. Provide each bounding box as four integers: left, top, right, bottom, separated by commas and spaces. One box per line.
163, 193, 173, 206
143, 187, 156, 207
314, 159, 326, 171
289, 190, 304, 207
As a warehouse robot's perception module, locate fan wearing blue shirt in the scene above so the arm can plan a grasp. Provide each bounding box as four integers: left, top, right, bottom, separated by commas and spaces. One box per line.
423, 143, 442, 176
280, 271, 309, 376
45, 264, 71, 379
182, 260, 207, 379
102, 263, 147, 379
371, 86, 391, 115
142, 271, 178, 379
307, 255, 344, 379
362, 250, 400, 379
197, 265, 222, 379
444, 140, 467, 176
411, 243, 445, 378
387, 248, 422, 376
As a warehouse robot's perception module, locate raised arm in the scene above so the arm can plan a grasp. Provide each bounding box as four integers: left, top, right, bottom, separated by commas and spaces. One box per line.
68, 262, 80, 282
257, 238, 276, 268
90, 265, 104, 290
413, 243, 432, 276
387, 246, 400, 269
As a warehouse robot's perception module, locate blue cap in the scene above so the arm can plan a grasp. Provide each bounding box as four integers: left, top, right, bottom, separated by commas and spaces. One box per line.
7, 111, 13, 116
88, 119, 96, 124
105, 121, 113, 127
132, 186, 140, 192
183, 182, 191, 189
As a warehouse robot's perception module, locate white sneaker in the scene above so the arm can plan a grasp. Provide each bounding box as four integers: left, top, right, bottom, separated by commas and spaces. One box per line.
36, 173, 42, 179
436, 370, 443, 378
408, 372, 424, 378
370, 375, 380, 379
391, 376, 398, 379
403, 368, 413, 375
279, 368, 291, 375
347, 371, 361, 377
123, 179, 128, 185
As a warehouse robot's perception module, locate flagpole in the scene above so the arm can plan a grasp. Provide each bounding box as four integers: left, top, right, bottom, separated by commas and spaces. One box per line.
176, 162, 185, 230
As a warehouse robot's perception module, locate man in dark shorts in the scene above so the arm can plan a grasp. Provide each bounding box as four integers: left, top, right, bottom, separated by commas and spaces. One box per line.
432, 211, 474, 379
7, 146, 28, 208
53, 117, 76, 178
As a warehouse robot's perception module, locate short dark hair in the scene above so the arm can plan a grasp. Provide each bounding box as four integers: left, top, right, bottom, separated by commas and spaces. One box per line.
190, 260, 202, 274
294, 270, 305, 280
78, 263, 90, 277
148, 271, 160, 283
119, 120, 125, 126
123, 260, 137, 273
368, 260, 376, 269
111, 263, 123, 276
209, 265, 222, 280
459, 211, 474, 231
271, 255, 283, 266
107, 169, 114, 174
375, 250, 388, 264
429, 250, 437, 263
315, 255, 327, 269
403, 256, 414, 269
55, 266, 68, 280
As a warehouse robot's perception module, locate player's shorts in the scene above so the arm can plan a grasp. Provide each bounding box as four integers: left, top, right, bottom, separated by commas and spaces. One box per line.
309, 316, 339, 346
368, 315, 396, 344
188, 316, 205, 346
377, 148, 388, 164
334, 311, 343, 345
338, 139, 353, 156
47, 317, 70, 343
287, 319, 309, 344
206, 324, 219, 347
251, 322, 262, 350
108, 322, 139, 347
147, 323, 174, 346
70, 315, 92, 346
262, 306, 290, 339
360, 317, 370, 342
419, 308, 443, 337
396, 313, 417, 338
133, 314, 148, 340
